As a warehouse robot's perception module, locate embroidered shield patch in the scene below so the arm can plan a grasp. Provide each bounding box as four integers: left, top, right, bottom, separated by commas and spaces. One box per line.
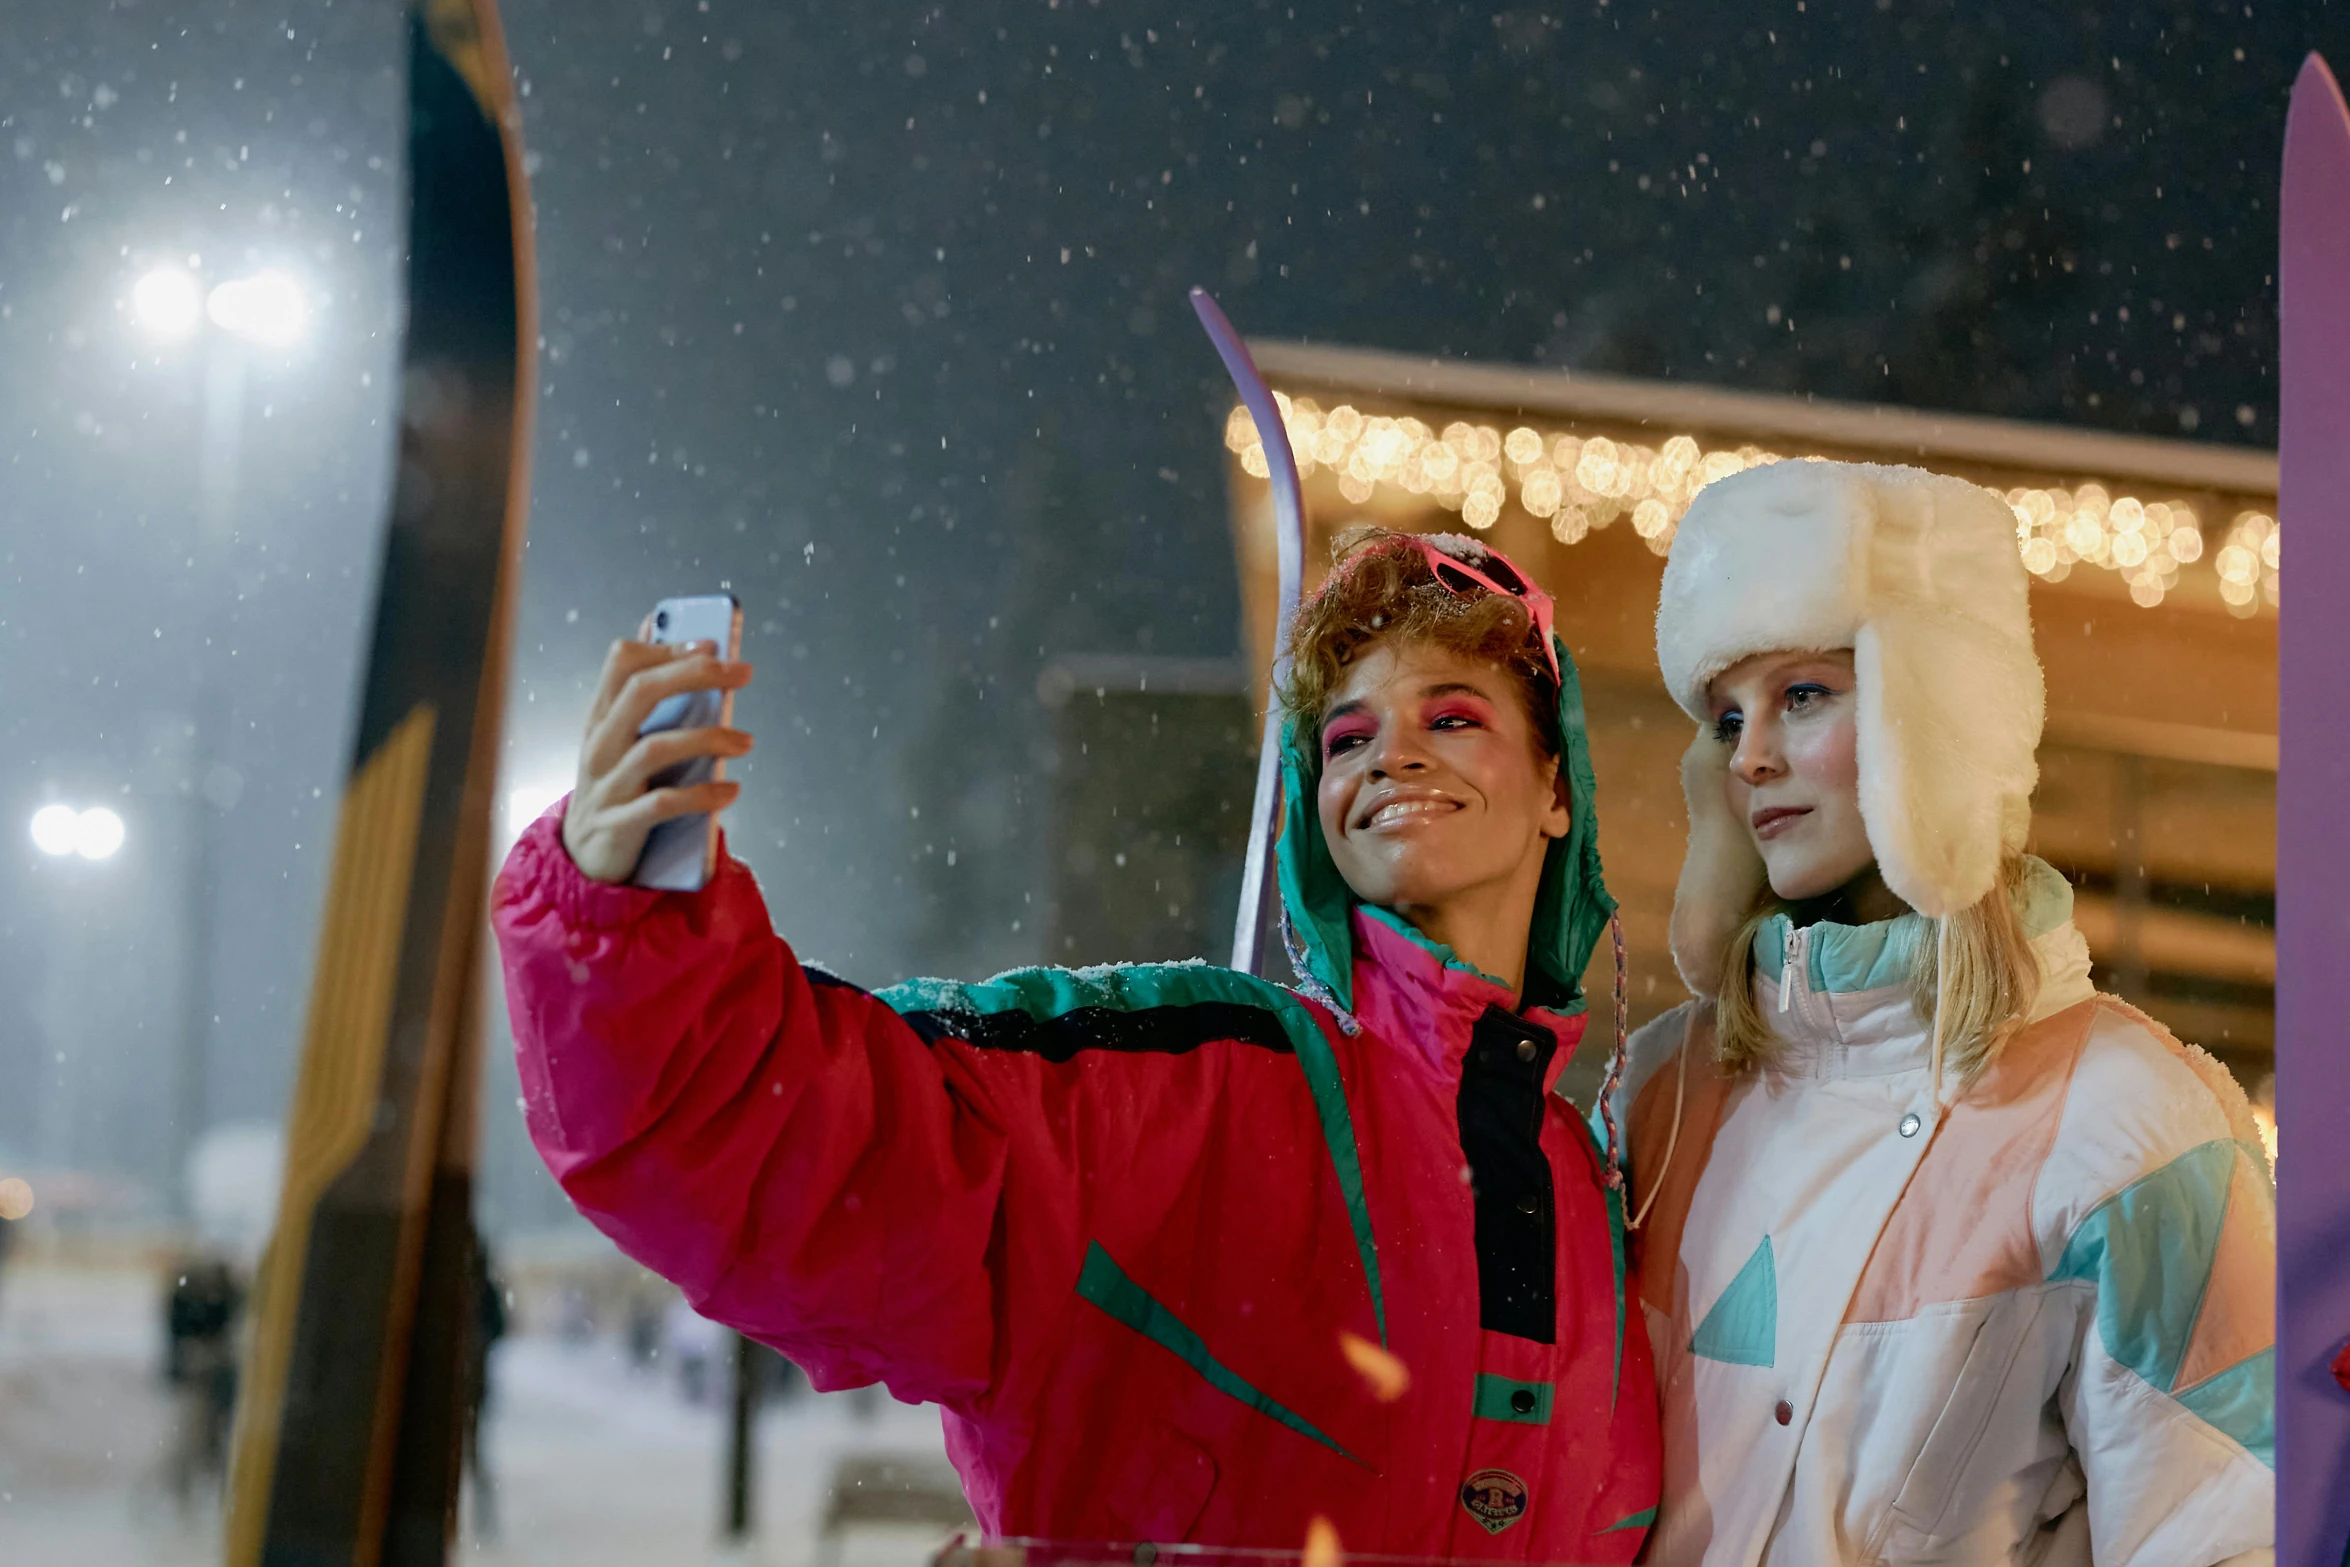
1459, 1467, 1529, 1534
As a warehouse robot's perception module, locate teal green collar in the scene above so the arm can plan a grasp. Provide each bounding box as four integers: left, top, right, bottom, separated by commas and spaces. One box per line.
1753, 856, 2075, 997
1355, 905, 1516, 993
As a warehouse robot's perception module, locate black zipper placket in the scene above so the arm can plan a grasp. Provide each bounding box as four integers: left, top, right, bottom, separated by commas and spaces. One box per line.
1456, 1004, 1559, 1344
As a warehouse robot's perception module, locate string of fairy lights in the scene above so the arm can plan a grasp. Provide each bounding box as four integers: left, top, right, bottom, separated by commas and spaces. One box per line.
1225, 394, 2280, 617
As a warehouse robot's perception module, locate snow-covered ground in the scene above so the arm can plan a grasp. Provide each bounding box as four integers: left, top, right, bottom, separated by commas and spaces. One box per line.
0, 1255, 965, 1566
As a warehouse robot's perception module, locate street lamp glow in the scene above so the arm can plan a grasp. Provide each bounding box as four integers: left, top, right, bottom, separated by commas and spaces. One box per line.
207, 270, 309, 346
132, 268, 204, 337
30, 804, 80, 857
30, 804, 126, 860
74, 807, 125, 860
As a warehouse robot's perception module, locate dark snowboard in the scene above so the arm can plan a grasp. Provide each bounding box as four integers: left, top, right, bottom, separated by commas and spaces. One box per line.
223, 2, 534, 1563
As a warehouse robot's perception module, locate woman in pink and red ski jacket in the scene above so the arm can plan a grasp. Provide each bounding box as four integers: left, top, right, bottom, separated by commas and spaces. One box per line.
494, 529, 1662, 1556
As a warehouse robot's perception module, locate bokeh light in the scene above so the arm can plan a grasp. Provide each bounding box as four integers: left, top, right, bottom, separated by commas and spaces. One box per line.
131, 267, 203, 336
1224, 393, 2276, 608
31, 804, 126, 860
75, 806, 126, 860
0, 1177, 33, 1222
206, 270, 310, 346
30, 804, 80, 857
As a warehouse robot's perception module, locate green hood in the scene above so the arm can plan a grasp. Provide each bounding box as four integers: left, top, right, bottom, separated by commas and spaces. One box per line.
1273, 632, 1618, 1015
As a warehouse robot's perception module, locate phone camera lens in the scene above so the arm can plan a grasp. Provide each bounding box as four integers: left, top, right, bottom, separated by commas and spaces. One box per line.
655, 610, 670, 630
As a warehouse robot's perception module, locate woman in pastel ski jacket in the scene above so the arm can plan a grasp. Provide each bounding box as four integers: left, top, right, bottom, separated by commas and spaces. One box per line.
495, 529, 1661, 1557
1612, 460, 2275, 1566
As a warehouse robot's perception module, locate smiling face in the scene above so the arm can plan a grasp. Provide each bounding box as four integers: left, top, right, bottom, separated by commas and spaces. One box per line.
1315, 639, 1570, 930
1707, 649, 1878, 903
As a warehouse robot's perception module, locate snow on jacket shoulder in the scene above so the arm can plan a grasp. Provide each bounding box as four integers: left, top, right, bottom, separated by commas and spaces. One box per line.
493, 808, 1661, 1557
1609, 868, 2274, 1567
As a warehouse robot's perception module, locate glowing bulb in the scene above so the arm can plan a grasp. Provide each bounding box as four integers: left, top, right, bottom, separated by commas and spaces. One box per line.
0, 1177, 31, 1222
1520, 467, 1563, 517
30, 805, 79, 857
132, 268, 203, 336
74, 807, 125, 860
30, 804, 123, 860
206, 270, 309, 346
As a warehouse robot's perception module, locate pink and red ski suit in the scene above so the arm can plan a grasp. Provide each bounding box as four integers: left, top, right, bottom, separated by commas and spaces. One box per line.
493, 649, 1660, 1557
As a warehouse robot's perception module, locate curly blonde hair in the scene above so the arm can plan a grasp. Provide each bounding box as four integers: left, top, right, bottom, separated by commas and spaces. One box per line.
1275, 525, 1560, 758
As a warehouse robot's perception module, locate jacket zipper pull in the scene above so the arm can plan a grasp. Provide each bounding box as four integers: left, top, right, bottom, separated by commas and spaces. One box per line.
1778, 930, 1797, 1014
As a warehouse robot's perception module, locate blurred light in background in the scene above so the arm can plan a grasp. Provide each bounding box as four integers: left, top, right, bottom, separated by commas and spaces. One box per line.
206, 269, 309, 346
31, 803, 126, 860
0, 1177, 32, 1222
131, 266, 204, 337
502, 779, 569, 850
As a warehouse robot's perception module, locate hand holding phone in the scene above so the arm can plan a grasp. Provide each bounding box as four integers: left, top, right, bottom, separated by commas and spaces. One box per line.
561, 594, 751, 889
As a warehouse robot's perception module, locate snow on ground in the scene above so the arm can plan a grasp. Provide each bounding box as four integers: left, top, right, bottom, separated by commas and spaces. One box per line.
0, 1256, 964, 1566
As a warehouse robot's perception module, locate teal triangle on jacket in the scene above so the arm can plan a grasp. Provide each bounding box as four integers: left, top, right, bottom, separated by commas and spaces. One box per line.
1690, 1236, 1777, 1368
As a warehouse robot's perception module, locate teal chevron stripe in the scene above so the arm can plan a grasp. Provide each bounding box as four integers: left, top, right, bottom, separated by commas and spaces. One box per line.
1472, 1374, 1553, 1425
1600, 1506, 1657, 1534
880, 959, 1311, 1030
1075, 1242, 1360, 1463
1690, 1235, 1777, 1368
882, 960, 1388, 1344
1288, 999, 1388, 1345
2050, 1139, 2237, 1394
2176, 1347, 2275, 1468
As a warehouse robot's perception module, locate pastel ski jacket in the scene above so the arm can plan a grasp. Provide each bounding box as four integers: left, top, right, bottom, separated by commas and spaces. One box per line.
1611, 862, 2275, 1566
493, 637, 1662, 1558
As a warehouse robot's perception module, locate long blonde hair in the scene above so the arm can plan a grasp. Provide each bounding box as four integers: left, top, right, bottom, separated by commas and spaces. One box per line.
1712, 853, 2042, 1083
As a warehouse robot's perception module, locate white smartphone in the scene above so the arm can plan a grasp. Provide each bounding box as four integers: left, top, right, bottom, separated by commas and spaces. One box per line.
631, 592, 744, 892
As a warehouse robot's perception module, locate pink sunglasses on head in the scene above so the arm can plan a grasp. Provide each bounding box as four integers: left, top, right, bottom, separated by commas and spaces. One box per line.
1317, 533, 1561, 686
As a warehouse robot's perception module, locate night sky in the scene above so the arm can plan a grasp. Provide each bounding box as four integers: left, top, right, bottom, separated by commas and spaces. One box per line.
0, 0, 2332, 1215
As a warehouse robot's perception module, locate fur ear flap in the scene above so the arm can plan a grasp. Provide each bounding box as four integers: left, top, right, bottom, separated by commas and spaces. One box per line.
1670, 727, 1768, 996
1853, 614, 2041, 917
1848, 464, 2044, 917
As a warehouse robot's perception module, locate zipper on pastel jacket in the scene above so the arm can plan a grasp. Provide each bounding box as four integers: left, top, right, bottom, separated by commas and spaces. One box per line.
1778, 926, 1808, 1015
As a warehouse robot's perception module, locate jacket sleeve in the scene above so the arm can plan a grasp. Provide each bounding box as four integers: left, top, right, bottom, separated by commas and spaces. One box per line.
492, 805, 1011, 1406
2037, 1010, 2276, 1566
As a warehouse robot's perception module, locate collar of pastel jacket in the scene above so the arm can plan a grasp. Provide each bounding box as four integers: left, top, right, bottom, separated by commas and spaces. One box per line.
1746, 855, 2096, 1077
1273, 629, 1618, 1021
1346, 905, 1589, 1091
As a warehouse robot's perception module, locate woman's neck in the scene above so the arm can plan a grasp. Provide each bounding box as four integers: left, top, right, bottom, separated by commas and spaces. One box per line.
1785, 864, 1909, 928
1384, 861, 1547, 1008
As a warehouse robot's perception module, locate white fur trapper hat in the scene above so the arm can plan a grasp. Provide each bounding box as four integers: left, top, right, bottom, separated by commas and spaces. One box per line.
1656, 459, 2045, 994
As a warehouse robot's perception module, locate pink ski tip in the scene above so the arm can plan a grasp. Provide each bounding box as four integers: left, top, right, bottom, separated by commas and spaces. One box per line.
2291, 52, 2349, 129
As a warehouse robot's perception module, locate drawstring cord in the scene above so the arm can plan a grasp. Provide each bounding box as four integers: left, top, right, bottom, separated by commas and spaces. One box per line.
1594, 909, 1632, 1200
1279, 907, 1363, 1035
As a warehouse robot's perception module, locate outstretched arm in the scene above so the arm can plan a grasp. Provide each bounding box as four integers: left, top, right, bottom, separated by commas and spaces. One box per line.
495, 814, 1007, 1405
494, 637, 1006, 1403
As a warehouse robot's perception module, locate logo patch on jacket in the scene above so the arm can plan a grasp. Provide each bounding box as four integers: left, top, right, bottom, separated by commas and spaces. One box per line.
1459, 1468, 1528, 1534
